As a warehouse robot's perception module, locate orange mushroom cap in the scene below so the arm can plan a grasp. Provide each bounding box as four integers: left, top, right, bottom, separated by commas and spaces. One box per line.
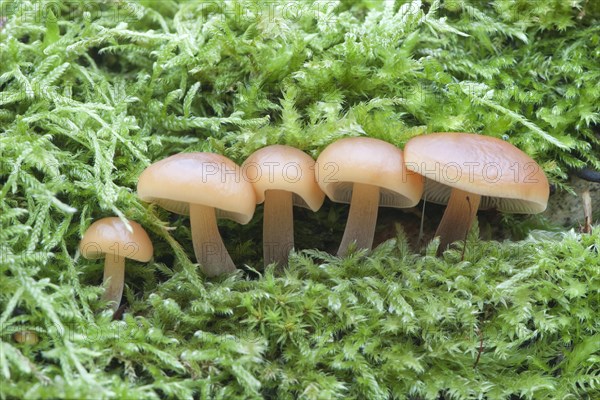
79, 217, 153, 262
242, 145, 325, 211
137, 152, 256, 224
404, 132, 549, 213
316, 137, 423, 208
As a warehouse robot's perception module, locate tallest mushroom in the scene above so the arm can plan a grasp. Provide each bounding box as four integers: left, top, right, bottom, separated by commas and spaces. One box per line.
404, 132, 549, 254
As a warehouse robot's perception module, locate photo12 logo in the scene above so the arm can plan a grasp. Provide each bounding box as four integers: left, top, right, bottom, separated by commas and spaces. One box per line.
194, 1, 337, 25
404, 161, 540, 184
1, 1, 143, 24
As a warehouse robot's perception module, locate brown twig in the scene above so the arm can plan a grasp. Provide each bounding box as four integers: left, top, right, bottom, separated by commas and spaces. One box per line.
461, 196, 472, 262
419, 194, 427, 246
581, 190, 592, 234
112, 304, 127, 320
473, 325, 483, 368
577, 0, 589, 20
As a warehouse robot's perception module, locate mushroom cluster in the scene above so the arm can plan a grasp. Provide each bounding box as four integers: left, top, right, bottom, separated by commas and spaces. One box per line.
80, 132, 550, 301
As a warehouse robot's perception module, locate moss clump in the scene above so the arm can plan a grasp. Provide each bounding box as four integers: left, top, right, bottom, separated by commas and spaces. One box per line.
1, 1, 599, 399
3, 228, 599, 399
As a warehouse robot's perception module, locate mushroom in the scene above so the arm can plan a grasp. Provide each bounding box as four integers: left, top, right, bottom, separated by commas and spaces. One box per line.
404, 132, 549, 254
316, 137, 424, 256
137, 152, 255, 277
14, 330, 39, 345
242, 145, 325, 267
80, 217, 153, 311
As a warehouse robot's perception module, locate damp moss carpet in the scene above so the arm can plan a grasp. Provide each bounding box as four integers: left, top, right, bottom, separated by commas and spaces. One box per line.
1, 1, 599, 399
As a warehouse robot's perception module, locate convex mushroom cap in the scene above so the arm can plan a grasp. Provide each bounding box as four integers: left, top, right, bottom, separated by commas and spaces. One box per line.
404, 132, 549, 213
243, 144, 325, 211
317, 137, 423, 208
79, 217, 153, 262
137, 152, 256, 224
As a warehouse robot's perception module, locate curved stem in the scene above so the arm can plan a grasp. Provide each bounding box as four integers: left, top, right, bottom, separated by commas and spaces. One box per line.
190, 203, 237, 277
435, 188, 481, 255
263, 190, 294, 267
102, 255, 125, 311
337, 183, 380, 256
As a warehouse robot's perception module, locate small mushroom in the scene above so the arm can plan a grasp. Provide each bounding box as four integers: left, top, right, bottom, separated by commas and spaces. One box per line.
80, 217, 153, 311
316, 137, 424, 256
14, 330, 39, 345
404, 132, 549, 254
137, 152, 255, 277
242, 145, 325, 267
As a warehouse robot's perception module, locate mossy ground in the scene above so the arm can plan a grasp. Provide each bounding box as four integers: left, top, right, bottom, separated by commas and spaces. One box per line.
1, 1, 599, 399
2, 227, 599, 399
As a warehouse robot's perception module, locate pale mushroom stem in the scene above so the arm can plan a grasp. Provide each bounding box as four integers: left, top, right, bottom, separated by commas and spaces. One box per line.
190, 203, 237, 277
435, 188, 481, 255
263, 190, 294, 267
102, 255, 125, 311
337, 183, 380, 256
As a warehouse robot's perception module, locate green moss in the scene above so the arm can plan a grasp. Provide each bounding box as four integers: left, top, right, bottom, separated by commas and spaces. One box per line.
1, 1, 599, 399
3, 227, 600, 399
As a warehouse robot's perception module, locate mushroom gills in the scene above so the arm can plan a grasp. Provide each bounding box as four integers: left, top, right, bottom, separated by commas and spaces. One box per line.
338, 183, 380, 256
435, 188, 481, 255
